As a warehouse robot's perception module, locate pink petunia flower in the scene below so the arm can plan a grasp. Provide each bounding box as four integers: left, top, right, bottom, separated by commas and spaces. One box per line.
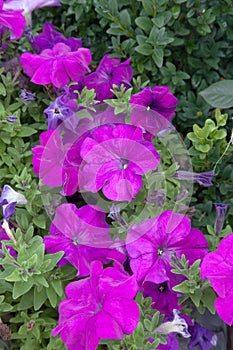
52, 260, 140, 350
126, 210, 208, 287
200, 232, 233, 325
20, 43, 91, 88
3, 0, 61, 25
83, 54, 133, 102
79, 124, 160, 201
44, 203, 125, 277
0, 0, 25, 40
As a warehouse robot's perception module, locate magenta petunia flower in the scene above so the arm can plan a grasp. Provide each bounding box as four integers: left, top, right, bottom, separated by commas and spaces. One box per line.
200, 233, 233, 325
3, 0, 60, 25
129, 86, 178, 135
32, 130, 80, 196
78, 124, 160, 201
44, 204, 125, 277
126, 210, 208, 287
0, 0, 25, 40
83, 54, 133, 102
52, 260, 140, 350
31, 22, 82, 53
20, 43, 91, 88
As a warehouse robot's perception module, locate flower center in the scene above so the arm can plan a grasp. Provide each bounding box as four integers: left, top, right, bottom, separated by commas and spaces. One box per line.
158, 283, 166, 293
157, 247, 163, 256
119, 158, 129, 170
54, 107, 60, 114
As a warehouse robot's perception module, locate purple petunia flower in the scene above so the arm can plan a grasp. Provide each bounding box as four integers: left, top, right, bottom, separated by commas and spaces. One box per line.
44, 203, 125, 277
44, 93, 77, 130
0, 185, 27, 219
129, 86, 178, 135
83, 54, 133, 102
31, 22, 82, 53
157, 333, 179, 350
3, 0, 61, 25
52, 260, 139, 350
142, 281, 181, 316
126, 210, 208, 287
0, 0, 26, 40
200, 232, 233, 325
188, 322, 217, 350
173, 170, 214, 187
214, 203, 229, 236
78, 124, 160, 201
20, 43, 92, 88
0, 224, 17, 259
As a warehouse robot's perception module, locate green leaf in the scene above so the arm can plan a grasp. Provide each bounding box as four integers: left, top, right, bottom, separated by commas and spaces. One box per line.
142, 0, 155, 16
152, 48, 164, 68
135, 17, 152, 32
202, 287, 216, 314
13, 279, 34, 299
34, 286, 47, 310
46, 285, 58, 308
135, 44, 153, 55
119, 9, 131, 29
199, 80, 233, 108
18, 126, 37, 137
33, 214, 47, 229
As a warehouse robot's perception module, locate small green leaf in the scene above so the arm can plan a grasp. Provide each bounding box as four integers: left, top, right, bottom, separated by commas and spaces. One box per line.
135, 17, 152, 32
13, 279, 34, 299
18, 126, 37, 137
199, 80, 233, 108
135, 44, 153, 56
152, 48, 164, 68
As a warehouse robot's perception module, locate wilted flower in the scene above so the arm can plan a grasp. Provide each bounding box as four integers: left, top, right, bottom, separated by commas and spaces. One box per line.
19, 89, 36, 103
0, 185, 27, 219
3, 0, 61, 25
52, 260, 140, 350
79, 124, 160, 201
173, 170, 214, 187
154, 309, 190, 338
0, 0, 26, 40
44, 203, 125, 277
108, 204, 128, 228
31, 22, 82, 53
188, 322, 217, 350
201, 232, 233, 325
214, 203, 229, 235
6, 115, 17, 123
146, 190, 166, 207
20, 43, 92, 88
83, 54, 133, 102
126, 210, 208, 287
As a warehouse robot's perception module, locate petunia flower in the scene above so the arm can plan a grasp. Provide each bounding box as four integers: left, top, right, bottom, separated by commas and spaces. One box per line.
3, 0, 61, 25
20, 43, 92, 88
173, 170, 214, 187
44, 93, 77, 130
83, 54, 133, 102
31, 22, 82, 53
154, 309, 190, 338
130, 86, 178, 135
0, 224, 17, 259
32, 129, 81, 196
188, 322, 217, 350
142, 281, 181, 316
214, 203, 229, 236
200, 232, 233, 325
126, 210, 208, 287
0, 0, 26, 40
156, 333, 179, 350
44, 203, 125, 277
0, 185, 27, 219
52, 260, 139, 350
79, 124, 160, 201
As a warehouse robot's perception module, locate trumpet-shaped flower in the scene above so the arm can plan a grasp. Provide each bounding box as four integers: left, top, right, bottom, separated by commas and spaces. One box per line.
0, 0, 25, 40
3, 0, 61, 25
79, 124, 160, 201
188, 322, 217, 350
126, 210, 208, 287
52, 260, 140, 350
31, 22, 82, 53
200, 232, 233, 325
44, 204, 125, 277
0, 185, 27, 219
20, 43, 91, 88
83, 54, 132, 102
